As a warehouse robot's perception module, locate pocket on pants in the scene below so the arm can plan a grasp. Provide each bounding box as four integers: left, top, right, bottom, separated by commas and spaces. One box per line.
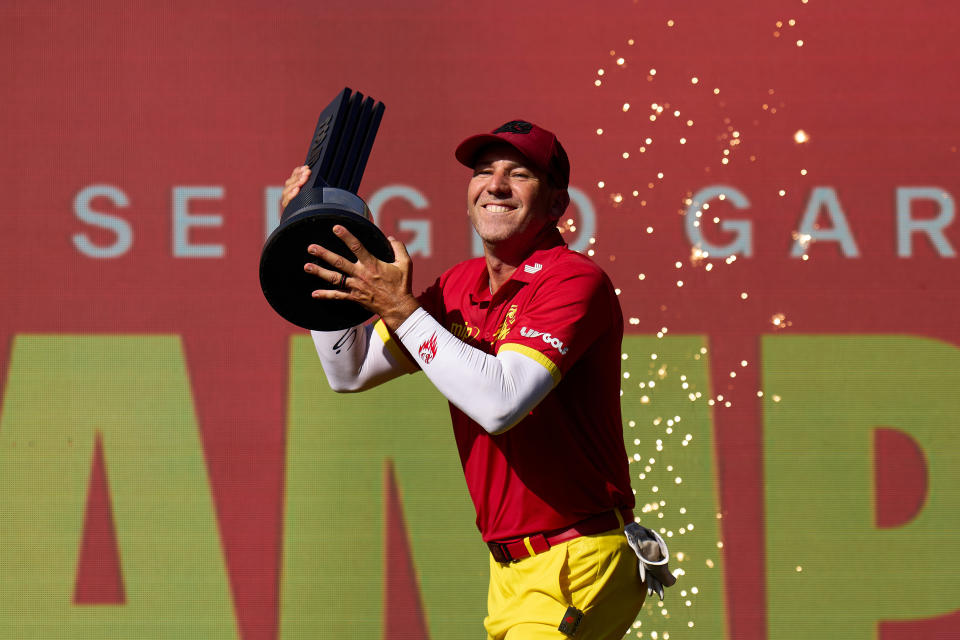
558, 533, 603, 609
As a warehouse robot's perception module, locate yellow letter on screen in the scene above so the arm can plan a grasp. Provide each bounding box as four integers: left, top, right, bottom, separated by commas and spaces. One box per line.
619, 335, 728, 639
763, 335, 960, 640
280, 334, 488, 640
0, 335, 238, 639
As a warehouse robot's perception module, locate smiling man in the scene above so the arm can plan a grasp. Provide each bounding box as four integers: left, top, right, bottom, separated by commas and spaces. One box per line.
281, 120, 672, 639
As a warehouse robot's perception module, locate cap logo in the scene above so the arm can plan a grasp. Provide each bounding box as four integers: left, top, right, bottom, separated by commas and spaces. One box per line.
494, 120, 533, 134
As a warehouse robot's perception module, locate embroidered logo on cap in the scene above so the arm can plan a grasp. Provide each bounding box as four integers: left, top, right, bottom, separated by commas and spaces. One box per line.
494, 120, 533, 134
418, 332, 438, 364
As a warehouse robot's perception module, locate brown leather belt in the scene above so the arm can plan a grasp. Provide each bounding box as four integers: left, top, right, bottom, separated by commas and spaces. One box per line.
486, 509, 632, 564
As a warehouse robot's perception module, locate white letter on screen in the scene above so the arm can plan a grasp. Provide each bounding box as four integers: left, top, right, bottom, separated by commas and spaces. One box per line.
73, 185, 132, 258
368, 185, 432, 258
685, 185, 752, 258
896, 187, 956, 257
173, 186, 225, 258
792, 187, 859, 258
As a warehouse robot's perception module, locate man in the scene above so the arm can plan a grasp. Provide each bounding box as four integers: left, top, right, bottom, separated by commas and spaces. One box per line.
281, 120, 671, 639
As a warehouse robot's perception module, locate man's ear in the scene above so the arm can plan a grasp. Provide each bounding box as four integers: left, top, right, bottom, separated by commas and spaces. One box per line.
550, 189, 571, 220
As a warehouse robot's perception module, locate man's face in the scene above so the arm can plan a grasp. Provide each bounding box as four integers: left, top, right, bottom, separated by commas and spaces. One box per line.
466, 144, 565, 254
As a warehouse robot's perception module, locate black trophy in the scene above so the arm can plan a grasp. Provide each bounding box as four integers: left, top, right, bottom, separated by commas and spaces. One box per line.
259, 88, 393, 331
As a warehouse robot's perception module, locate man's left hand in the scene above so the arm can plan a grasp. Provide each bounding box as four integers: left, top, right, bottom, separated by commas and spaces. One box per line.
304, 225, 420, 331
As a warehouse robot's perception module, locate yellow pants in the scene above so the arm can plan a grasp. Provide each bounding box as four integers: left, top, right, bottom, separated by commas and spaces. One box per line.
485, 529, 646, 639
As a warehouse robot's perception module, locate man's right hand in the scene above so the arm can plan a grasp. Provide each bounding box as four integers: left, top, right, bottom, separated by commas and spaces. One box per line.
280, 165, 311, 210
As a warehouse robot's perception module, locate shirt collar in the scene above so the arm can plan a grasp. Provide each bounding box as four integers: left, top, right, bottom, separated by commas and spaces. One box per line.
469, 228, 567, 304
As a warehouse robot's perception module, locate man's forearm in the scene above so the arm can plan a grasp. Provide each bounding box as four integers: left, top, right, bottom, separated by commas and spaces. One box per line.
394, 308, 556, 434
311, 323, 408, 392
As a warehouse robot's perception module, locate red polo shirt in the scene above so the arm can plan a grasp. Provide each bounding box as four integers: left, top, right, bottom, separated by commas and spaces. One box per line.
385, 231, 633, 542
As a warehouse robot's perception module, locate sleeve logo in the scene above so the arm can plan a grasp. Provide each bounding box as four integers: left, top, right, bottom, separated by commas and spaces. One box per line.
519, 326, 569, 355
418, 332, 438, 364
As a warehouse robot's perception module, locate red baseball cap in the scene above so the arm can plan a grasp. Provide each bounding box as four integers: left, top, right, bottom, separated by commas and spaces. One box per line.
455, 120, 570, 189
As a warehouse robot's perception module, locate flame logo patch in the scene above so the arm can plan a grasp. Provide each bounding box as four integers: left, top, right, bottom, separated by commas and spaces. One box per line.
418, 332, 438, 364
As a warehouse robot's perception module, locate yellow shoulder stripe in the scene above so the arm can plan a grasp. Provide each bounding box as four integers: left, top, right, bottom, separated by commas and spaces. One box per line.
498, 343, 562, 384
374, 319, 419, 373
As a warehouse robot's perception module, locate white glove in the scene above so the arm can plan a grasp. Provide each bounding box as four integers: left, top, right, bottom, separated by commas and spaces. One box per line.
624, 522, 677, 601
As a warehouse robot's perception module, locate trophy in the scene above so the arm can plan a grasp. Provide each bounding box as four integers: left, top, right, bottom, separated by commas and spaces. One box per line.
259, 88, 393, 331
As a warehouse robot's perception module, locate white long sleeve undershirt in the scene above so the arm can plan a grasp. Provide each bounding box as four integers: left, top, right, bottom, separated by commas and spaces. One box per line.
394, 307, 557, 434
310, 323, 407, 392
310, 307, 557, 434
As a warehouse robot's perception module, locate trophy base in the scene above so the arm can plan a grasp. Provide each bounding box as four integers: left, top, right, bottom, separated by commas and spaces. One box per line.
259, 188, 394, 331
